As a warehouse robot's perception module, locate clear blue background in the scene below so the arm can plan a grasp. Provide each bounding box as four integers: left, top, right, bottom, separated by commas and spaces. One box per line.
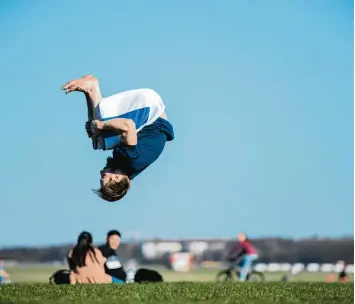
0, 0, 353, 246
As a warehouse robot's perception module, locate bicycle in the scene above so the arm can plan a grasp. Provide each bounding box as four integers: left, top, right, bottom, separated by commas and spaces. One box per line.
216, 259, 265, 282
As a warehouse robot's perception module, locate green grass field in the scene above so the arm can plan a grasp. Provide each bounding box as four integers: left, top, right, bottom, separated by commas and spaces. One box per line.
0, 282, 353, 304
2, 266, 353, 303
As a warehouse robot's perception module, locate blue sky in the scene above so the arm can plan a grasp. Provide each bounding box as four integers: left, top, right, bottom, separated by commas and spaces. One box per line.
0, 0, 353, 247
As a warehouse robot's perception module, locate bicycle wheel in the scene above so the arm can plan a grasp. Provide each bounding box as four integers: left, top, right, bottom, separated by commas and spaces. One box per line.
247, 270, 265, 282
216, 269, 235, 281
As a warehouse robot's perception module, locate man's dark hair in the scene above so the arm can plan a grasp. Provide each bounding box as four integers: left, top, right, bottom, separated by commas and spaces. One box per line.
107, 230, 121, 238
93, 157, 130, 202
93, 178, 130, 202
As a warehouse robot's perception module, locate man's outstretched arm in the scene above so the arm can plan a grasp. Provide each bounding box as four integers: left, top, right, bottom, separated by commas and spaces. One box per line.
93, 118, 137, 145
61, 75, 103, 140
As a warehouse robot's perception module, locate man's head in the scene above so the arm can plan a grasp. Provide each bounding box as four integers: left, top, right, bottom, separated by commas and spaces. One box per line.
237, 233, 247, 242
94, 162, 131, 202
106, 230, 121, 250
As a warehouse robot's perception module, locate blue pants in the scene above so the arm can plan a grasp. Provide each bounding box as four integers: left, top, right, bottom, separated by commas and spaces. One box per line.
239, 254, 258, 281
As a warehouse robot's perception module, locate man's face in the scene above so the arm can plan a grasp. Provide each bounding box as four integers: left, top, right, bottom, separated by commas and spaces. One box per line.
100, 168, 126, 187
107, 234, 121, 250
237, 233, 246, 242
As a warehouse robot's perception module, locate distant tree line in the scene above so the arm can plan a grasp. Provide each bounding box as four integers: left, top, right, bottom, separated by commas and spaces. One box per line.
0, 237, 353, 265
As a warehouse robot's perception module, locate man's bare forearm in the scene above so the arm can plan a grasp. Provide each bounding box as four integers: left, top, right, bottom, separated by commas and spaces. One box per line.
92, 118, 137, 145
101, 118, 135, 133
100, 118, 137, 145
85, 93, 94, 121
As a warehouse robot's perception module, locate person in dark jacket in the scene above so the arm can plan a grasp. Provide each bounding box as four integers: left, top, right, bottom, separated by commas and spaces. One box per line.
98, 230, 127, 282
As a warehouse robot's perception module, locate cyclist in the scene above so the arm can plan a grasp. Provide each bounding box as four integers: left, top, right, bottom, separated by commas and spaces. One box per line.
228, 233, 258, 281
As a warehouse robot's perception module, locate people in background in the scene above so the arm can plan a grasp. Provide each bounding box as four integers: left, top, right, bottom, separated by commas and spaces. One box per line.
67, 231, 124, 284
99, 230, 127, 282
337, 260, 348, 283
0, 264, 10, 284
228, 232, 258, 281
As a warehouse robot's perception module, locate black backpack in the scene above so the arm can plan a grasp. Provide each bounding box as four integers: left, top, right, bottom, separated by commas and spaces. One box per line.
134, 268, 163, 283
49, 269, 70, 285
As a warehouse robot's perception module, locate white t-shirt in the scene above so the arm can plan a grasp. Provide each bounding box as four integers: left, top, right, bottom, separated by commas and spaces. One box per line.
93, 88, 166, 150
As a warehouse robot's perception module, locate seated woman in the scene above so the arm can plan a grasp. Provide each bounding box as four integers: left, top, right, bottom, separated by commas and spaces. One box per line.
67, 231, 124, 284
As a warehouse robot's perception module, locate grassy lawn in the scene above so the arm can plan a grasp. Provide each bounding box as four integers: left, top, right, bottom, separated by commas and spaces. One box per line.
0, 282, 353, 304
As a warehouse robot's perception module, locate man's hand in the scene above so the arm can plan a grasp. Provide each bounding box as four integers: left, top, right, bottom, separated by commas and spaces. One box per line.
85, 120, 104, 138
92, 120, 104, 131
85, 118, 137, 145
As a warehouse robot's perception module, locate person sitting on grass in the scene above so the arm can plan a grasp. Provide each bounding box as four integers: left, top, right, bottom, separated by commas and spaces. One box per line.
0, 269, 10, 284
67, 231, 124, 284
99, 230, 127, 282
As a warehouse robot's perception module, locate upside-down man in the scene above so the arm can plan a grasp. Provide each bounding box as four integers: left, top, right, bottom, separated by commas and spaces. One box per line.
61, 75, 174, 202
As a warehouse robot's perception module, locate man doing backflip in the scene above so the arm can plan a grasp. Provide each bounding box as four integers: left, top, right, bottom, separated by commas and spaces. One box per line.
61, 75, 174, 202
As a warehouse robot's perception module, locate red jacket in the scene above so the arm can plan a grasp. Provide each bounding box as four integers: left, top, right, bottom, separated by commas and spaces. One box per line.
229, 241, 257, 258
